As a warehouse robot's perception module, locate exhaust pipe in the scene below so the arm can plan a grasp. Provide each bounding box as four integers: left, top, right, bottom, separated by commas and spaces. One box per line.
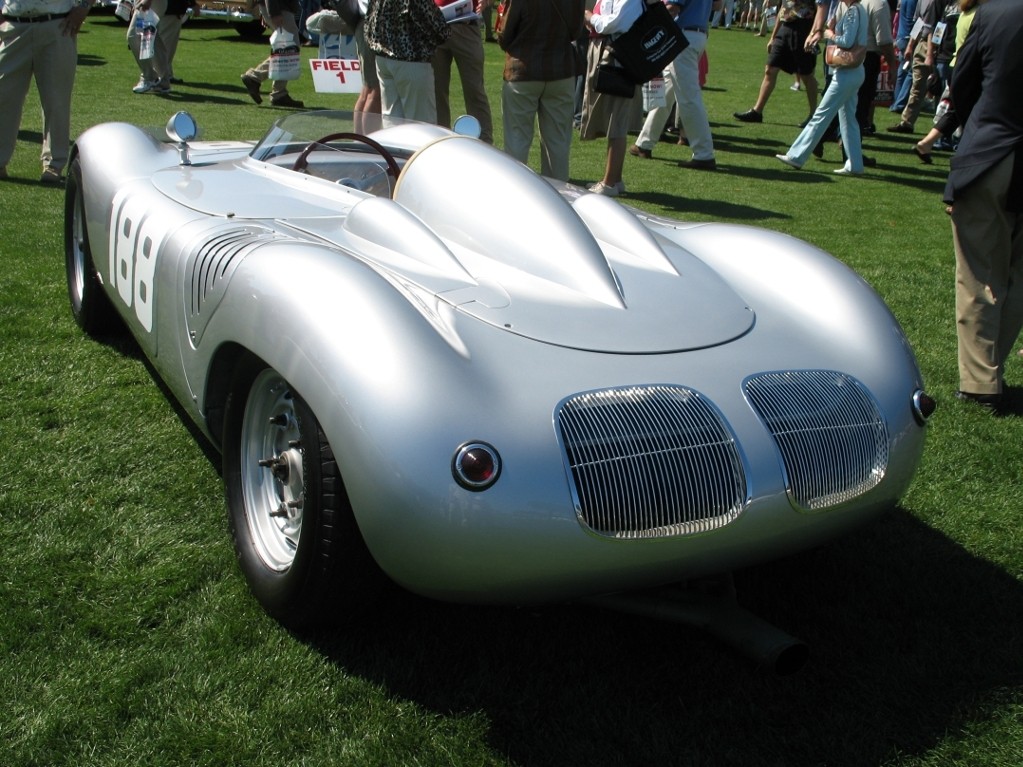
583, 577, 809, 676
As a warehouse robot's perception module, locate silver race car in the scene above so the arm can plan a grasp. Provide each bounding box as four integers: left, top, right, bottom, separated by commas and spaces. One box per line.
65, 111, 932, 665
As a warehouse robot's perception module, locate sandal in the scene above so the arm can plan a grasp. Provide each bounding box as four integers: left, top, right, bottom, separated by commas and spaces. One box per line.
913, 144, 933, 165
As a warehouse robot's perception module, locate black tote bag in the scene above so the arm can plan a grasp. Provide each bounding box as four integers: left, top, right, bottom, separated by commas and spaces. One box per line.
608, 1, 689, 84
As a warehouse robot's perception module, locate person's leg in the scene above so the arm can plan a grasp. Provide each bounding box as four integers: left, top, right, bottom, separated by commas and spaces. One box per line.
431, 38, 454, 128
0, 23, 36, 170
376, 57, 402, 118
634, 68, 676, 152
501, 78, 539, 165
268, 10, 301, 100
752, 64, 780, 113
783, 77, 842, 165
898, 46, 932, 129
146, 0, 171, 86
535, 77, 575, 180
602, 136, 626, 186
835, 70, 864, 172
128, 5, 160, 85
33, 20, 77, 173
156, 5, 185, 83
672, 32, 714, 161
855, 51, 880, 132
448, 23, 493, 143
952, 153, 1023, 395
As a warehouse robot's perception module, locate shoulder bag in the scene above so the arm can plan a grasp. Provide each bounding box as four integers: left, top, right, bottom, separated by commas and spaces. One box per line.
608, 0, 689, 84
825, 43, 867, 68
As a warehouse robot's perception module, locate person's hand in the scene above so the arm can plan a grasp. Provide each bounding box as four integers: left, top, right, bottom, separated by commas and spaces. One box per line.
61, 4, 89, 37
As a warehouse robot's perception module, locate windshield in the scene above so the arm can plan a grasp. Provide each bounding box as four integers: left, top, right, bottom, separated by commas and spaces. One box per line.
250, 110, 453, 163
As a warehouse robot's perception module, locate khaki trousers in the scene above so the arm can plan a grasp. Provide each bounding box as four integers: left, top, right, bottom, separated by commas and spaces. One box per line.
952, 152, 1023, 394
0, 17, 77, 172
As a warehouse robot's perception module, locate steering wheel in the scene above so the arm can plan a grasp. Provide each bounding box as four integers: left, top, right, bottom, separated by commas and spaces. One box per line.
291, 132, 402, 183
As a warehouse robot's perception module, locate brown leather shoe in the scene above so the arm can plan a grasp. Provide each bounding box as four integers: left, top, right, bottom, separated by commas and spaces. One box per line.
887, 122, 914, 134
270, 94, 305, 109
240, 74, 262, 104
628, 145, 653, 159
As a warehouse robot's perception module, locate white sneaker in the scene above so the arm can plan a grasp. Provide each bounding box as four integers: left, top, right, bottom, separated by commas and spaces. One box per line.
775, 154, 802, 170
833, 164, 863, 176
132, 78, 156, 94
152, 80, 172, 94
589, 181, 624, 197
790, 82, 801, 91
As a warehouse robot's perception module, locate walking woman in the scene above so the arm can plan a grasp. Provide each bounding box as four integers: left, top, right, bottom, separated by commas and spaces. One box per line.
775, 0, 868, 175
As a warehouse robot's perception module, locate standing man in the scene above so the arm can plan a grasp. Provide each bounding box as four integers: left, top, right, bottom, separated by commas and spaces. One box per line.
240, 0, 305, 108
433, 0, 494, 144
733, 0, 822, 126
632, 0, 721, 170
943, 0, 1023, 411
0, 0, 92, 184
498, 0, 584, 180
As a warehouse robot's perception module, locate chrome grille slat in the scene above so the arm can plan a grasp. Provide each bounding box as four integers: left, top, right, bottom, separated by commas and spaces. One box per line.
744, 371, 888, 511
557, 386, 747, 539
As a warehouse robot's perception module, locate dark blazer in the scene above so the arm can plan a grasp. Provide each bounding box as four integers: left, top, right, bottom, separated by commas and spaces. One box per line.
943, 0, 1023, 208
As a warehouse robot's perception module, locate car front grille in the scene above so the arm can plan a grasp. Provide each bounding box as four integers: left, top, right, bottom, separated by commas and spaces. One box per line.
743, 371, 888, 511
557, 385, 748, 539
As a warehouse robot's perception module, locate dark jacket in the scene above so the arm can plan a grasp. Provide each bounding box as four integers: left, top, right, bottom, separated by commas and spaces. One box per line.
943, 0, 1023, 209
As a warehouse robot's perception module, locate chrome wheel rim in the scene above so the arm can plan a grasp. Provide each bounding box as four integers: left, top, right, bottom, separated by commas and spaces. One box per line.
239, 370, 305, 572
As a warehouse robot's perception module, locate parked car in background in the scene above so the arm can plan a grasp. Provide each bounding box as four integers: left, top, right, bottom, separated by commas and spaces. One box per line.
198, 0, 262, 37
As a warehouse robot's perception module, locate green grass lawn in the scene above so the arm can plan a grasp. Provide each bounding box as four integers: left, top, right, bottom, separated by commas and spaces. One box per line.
1, 14, 1022, 767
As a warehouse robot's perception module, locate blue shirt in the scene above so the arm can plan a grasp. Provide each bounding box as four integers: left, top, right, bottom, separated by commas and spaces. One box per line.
668, 0, 713, 30
895, 0, 917, 43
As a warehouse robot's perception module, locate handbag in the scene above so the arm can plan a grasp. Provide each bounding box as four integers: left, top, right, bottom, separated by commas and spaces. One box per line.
594, 40, 636, 98
608, 1, 689, 84
825, 44, 867, 68
595, 64, 637, 97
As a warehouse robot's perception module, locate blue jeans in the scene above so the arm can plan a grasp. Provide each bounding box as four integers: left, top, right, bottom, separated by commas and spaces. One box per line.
786, 64, 865, 171
890, 39, 911, 112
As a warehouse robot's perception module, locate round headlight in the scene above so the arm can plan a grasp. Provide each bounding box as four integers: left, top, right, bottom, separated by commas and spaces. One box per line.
912, 390, 937, 425
452, 442, 501, 491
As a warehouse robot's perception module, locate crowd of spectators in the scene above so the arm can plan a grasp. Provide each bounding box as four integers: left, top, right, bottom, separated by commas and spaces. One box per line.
2, 0, 984, 188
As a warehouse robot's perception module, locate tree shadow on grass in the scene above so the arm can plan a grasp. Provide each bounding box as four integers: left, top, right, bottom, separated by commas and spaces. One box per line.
304, 509, 1023, 766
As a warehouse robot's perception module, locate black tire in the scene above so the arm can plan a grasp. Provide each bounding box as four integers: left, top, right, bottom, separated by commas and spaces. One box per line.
65, 157, 120, 337
223, 357, 384, 629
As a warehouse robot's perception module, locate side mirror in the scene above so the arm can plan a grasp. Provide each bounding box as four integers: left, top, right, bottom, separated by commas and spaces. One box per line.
452, 114, 482, 140
166, 111, 198, 166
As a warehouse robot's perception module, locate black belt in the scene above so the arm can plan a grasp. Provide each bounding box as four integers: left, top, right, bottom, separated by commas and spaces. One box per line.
682, 26, 707, 34
1, 11, 69, 22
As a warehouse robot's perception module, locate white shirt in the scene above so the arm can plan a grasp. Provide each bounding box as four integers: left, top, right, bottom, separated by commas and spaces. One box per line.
590, 0, 643, 37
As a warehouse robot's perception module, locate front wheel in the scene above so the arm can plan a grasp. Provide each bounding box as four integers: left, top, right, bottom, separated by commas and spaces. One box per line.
65, 157, 119, 336
223, 358, 384, 629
